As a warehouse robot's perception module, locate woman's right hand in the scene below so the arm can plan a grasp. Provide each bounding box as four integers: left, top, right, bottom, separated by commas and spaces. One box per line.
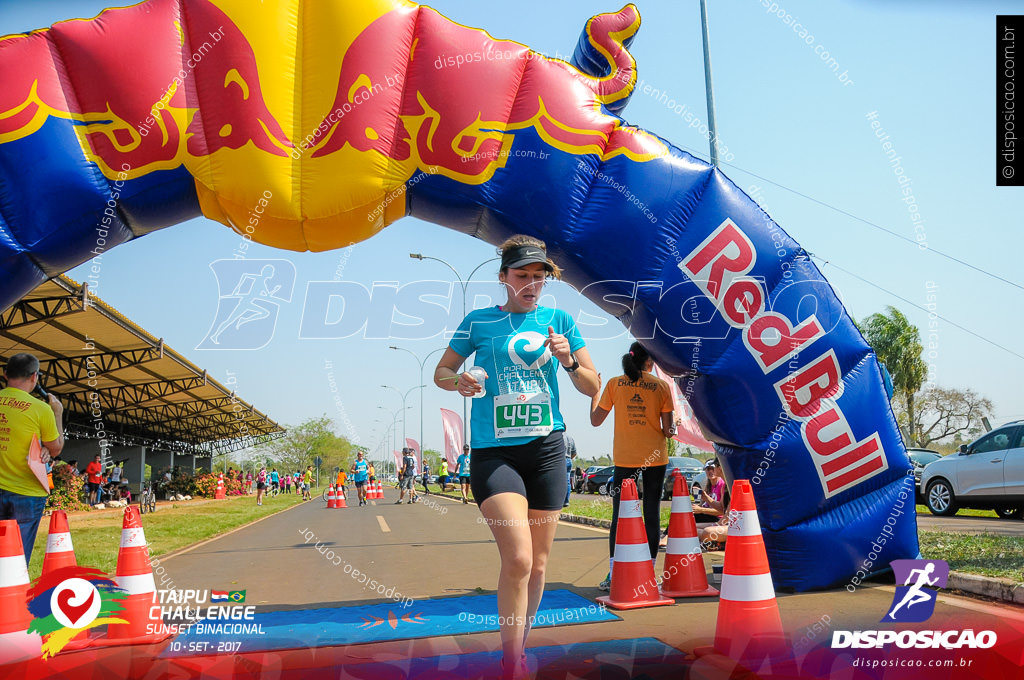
457, 370, 486, 397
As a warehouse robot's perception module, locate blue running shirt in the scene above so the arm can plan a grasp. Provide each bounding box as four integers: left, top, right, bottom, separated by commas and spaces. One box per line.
448, 305, 584, 449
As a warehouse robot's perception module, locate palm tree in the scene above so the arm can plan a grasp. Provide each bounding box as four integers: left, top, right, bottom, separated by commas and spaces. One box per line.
860, 307, 927, 444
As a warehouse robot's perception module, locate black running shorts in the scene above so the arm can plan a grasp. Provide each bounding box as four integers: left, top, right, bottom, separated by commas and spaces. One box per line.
470, 430, 567, 511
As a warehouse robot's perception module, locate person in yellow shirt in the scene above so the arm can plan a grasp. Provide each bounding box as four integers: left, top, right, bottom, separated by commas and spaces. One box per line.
0, 353, 64, 564
590, 342, 674, 592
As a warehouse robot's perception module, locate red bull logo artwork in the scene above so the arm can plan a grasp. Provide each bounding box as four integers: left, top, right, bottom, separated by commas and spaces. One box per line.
0, 0, 918, 592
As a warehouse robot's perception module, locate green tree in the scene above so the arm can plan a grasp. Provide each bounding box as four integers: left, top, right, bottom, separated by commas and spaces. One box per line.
909, 386, 993, 449
253, 415, 356, 481
860, 306, 927, 443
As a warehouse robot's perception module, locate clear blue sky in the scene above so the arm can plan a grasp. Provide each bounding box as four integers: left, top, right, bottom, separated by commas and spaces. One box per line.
4, 1, 1022, 467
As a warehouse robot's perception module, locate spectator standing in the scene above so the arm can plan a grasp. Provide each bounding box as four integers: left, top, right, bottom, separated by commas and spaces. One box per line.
396, 447, 418, 504
589, 341, 674, 592
421, 461, 431, 494
255, 466, 267, 506
0, 353, 64, 564
302, 465, 314, 501
563, 435, 577, 507
85, 454, 103, 505
110, 462, 123, 484
270, 468, 280, 492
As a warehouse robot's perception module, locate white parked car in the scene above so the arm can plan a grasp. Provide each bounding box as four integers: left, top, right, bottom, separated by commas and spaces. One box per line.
920, 421, 1024, 518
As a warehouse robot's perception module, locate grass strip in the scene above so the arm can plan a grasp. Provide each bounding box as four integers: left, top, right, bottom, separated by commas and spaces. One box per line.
918, 530, 1024, 583
28, 493, 307, 580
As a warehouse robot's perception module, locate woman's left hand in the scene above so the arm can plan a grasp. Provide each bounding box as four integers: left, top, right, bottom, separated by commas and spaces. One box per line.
545, 326, 572, 365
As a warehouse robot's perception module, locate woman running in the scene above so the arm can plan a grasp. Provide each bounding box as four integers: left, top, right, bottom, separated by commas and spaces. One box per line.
434, 235, 599, 679
589, 341, 674, 591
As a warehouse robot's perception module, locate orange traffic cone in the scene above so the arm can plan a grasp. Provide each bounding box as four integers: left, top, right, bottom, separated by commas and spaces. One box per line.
714, 480, 787, 664
106, 507, 168, 643
0, 519, 41, 663
335, 486, 347, 508
367, 481, 378, 500
41, 510, 77, 576
214, 473, 226, 499
596, 479, 674, 610
326, 486, 337, 509
374, 480, 384, 499
661, 472, 719, 598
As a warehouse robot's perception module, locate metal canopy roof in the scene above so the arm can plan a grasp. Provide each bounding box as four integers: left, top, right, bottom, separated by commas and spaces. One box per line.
0, 275, 284, 456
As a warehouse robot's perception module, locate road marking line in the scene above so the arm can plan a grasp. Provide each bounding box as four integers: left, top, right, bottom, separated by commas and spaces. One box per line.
377, 516, 391, 533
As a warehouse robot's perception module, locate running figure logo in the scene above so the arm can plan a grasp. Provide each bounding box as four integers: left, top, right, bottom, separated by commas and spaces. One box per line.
883, 559, 949, 623
197, 260, 296, 350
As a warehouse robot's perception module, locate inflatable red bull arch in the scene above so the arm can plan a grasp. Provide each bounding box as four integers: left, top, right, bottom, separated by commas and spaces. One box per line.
0, 0, 917, 590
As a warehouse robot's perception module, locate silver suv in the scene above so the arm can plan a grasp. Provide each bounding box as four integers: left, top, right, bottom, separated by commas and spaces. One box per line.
920, 422, 1023, 518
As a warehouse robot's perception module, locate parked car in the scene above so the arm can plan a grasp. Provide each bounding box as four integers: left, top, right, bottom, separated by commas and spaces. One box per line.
920, 421, 1024, 518
661, 457, 706, 500
906, 448, 942, 501
585, 466, 615, 494
578, 465, 604, 493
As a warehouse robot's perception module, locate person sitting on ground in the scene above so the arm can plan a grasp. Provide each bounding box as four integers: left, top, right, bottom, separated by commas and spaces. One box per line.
697, 459, 730, 549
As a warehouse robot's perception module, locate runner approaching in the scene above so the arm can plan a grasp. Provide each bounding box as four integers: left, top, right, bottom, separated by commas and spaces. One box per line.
456, 444, 472, 504
350, 451, 369, 506
434, 235, 599, 679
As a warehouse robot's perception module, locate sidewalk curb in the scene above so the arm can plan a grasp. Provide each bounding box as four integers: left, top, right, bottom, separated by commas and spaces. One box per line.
948, 570, 1024, 605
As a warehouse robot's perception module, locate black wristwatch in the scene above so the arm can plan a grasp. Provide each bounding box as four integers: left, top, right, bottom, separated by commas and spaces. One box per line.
563, 354, 580, 373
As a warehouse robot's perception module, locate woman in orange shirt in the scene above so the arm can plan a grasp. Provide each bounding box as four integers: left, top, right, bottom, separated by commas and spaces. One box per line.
590, 341, 675, 592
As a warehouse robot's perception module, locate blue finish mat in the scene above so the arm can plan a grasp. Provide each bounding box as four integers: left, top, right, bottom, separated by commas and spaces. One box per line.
161, 589, 620, 655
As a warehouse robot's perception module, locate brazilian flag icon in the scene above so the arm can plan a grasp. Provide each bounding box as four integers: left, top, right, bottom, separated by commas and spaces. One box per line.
228, 590, 246, 603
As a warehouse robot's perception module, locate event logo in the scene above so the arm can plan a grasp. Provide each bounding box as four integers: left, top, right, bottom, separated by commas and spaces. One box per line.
197, 260, 296, 350
26, 566, 129, 658
507, 331, 551, 370
832, 559, 997, 650
884, 559, 948, 623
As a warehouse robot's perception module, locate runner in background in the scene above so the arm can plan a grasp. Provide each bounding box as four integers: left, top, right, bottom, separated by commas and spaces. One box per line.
456, 444, 471, 504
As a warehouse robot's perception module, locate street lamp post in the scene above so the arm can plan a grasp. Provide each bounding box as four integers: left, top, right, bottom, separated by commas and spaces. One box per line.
381, 384, 423, 444
409, 254, 500, 443
389, 346, 446, 460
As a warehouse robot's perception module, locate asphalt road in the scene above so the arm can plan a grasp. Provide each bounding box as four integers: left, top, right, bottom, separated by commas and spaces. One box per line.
155, 486, 1024, 670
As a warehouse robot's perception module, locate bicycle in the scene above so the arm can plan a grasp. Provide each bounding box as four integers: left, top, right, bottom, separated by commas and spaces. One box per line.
139, 483, 157, 514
